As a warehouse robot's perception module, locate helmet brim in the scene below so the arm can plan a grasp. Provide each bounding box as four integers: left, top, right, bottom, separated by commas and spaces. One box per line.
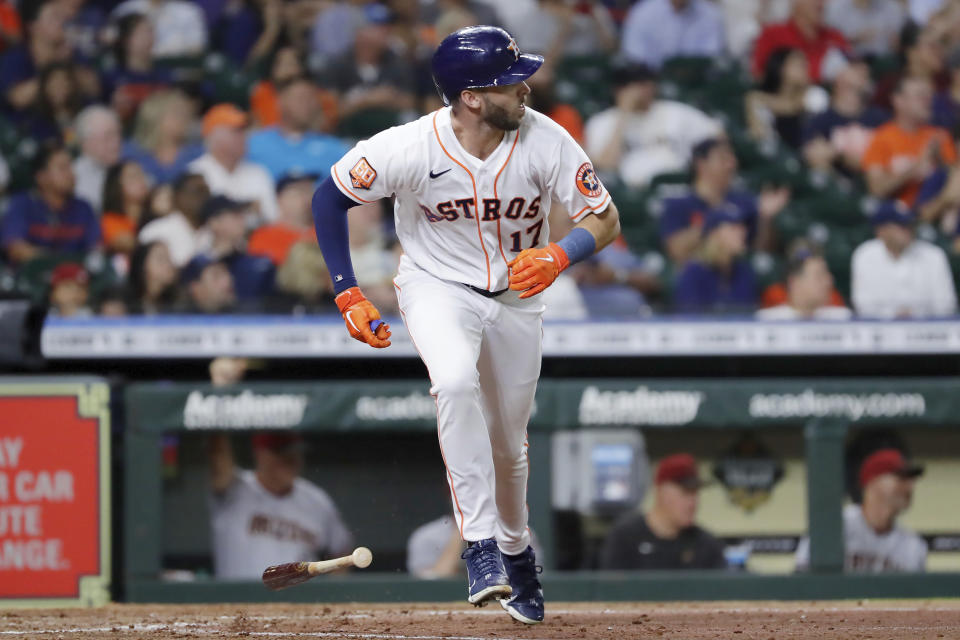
464, 53, 545, 91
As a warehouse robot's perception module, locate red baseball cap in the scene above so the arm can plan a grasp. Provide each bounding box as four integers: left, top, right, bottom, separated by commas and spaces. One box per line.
655, 453, 708, 489
859, 448, 924, 488
251, 431, 304, 453
50, 262, 89, 287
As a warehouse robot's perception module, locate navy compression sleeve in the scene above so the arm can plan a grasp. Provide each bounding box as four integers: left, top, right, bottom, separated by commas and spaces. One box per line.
312, 176, 361, 294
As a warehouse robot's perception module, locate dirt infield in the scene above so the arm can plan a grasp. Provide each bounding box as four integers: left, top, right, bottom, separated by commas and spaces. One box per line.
2, 601, 959, 639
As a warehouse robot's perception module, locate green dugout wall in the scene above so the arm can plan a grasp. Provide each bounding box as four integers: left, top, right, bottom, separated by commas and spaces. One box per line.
124, 378, 960, 602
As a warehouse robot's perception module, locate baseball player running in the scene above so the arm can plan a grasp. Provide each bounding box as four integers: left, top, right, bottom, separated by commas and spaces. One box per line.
312, 25, 620, 624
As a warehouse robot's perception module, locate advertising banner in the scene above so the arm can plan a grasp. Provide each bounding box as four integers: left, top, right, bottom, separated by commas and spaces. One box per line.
0, 379, 110, 606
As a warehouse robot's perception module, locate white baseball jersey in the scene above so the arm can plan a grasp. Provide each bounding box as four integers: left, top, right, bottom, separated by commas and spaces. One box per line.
795, 504, 927, 573
330, 107, 611, 291
209, 470, 353, 579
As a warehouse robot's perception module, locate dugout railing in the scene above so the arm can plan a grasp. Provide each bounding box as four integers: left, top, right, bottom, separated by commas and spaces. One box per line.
122, 378, 960, 602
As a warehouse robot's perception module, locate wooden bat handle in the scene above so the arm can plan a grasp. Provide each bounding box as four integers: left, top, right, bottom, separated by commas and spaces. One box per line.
307, 547, 373, 575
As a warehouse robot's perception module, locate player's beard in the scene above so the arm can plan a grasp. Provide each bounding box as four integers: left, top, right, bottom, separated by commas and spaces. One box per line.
481, 95, 523, 131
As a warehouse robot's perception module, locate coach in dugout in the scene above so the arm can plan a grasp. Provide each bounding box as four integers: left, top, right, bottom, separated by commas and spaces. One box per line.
795, 448, 926, 573
206, 357, 353, 579
599, 453, 726, 570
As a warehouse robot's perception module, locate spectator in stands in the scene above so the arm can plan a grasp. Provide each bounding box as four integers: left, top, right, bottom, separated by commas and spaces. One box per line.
248, 172, 317, 266
104, 13, 173, 125
872, 22, 947, 110
182, 254, 237, 313
198, 195, 276, 301
47, 262, 91, 317
189, 103, 278, 222
275, 242, 336, 309
101, 160, 151, 258
320, 20, 417, 129
526, 65, 584, 143
751, 0, 850, 83
124, 90, 203, 185
96, 286, 129, 316
246, 76, 348, 180
511, 0, 616, 60
138, 172, 210, 267
127, 240, 178, 313
0, 0, 72, 113
211, 0, 283, 68
861, 76, 956, 210
619, 0, 724, 70
825, 0, 905, 58
720, 0, 792, 60
310, 0, 380, 63
802, 63, 889, 177
208, 425, 354, 579
18, 62, 86, 144
600, 453, 725, 571
746, 47, 827, 149
851, 200, 957, 318
673, 208, 757, 313
796, 448, 926, 572
73, 106, 123, 213
585, 64, 721, 189
756, 248, 852, 320
250, 45, 340, 132
573, 237, 659, 317
1, 143, 100, 265
659, 138, 788, 266
112, 0, 208, 59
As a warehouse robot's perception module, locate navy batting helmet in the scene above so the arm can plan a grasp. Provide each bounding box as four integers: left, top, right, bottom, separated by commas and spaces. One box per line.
431, 26, 544, 105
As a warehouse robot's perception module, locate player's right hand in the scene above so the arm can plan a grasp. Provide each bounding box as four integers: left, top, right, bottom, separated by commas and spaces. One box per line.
334, 286, 391, 348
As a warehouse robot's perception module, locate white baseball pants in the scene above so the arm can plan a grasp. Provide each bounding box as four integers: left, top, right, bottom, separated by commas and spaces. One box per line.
394, 256, 543, 555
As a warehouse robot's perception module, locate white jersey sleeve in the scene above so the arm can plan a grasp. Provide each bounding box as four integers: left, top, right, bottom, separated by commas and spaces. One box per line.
330, 125, 420, 204
539, 117, 612, 223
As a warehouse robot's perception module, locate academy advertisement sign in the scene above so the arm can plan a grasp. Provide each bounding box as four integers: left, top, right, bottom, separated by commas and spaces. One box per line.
0, 379, 110, 606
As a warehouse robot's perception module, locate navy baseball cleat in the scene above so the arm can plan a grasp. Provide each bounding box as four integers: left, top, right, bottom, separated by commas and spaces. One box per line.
461, 538, 512, 606
499, 546, 544, 624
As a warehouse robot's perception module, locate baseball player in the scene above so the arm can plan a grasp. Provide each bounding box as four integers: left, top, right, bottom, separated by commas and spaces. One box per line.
312, 26, 620, 624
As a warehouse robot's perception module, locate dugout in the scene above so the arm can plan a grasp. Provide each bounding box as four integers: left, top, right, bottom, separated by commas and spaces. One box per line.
122, 377, 960, 603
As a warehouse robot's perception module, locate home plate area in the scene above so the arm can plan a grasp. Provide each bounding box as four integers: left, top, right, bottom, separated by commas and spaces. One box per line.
2, 601, 959, 639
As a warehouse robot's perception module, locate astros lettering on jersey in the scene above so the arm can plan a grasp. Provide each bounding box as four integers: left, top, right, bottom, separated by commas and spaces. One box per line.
330, 107, 610, 292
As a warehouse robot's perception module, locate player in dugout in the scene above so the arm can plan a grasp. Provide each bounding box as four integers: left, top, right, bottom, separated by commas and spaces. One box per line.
599, 453, 727, 570
206, 357, 353, 580
795, 448, 926, 572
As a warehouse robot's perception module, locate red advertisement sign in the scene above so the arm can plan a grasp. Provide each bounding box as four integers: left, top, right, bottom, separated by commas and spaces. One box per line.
0, 385, 110, 604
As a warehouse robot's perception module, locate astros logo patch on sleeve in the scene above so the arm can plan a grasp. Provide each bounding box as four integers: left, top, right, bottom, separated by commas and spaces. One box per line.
350, 157, 377, 190
575, 162, 603, 198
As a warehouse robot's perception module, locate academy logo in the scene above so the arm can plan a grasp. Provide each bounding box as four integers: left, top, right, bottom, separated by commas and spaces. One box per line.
748, 390, 926, 421
355, 392, 436, 421
183, 390, 309, 429
578, 386, 705, 425
575, 162, 602, 198
350, 157, 377, 189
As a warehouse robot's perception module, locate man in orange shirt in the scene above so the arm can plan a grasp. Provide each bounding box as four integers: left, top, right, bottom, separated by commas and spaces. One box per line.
861, 76, 957, 208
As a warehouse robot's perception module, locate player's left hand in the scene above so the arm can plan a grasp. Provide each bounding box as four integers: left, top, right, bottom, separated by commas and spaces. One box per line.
507, 243, 570, 299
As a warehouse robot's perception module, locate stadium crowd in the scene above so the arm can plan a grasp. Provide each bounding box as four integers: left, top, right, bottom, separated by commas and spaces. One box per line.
1, 0, 960, 318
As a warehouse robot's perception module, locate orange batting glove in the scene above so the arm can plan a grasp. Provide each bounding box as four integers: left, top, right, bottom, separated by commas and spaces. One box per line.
507, 243, 570, 299
335, 286, 391, 348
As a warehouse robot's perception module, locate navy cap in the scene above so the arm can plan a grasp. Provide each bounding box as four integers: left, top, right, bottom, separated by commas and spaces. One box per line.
702, 207, 746, 236
181, 254, 226, 284
870, 200, 915, 227
611, 62, 658, 88
200, 195, 250, 224
276, 170, 320, 193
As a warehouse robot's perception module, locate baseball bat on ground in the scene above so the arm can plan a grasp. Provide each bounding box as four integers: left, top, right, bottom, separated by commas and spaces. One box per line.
262, 547, 373, 591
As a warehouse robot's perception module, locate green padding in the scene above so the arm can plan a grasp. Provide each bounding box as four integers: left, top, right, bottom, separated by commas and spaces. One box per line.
127, 378, 960, 434
125, 571, 960, 603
